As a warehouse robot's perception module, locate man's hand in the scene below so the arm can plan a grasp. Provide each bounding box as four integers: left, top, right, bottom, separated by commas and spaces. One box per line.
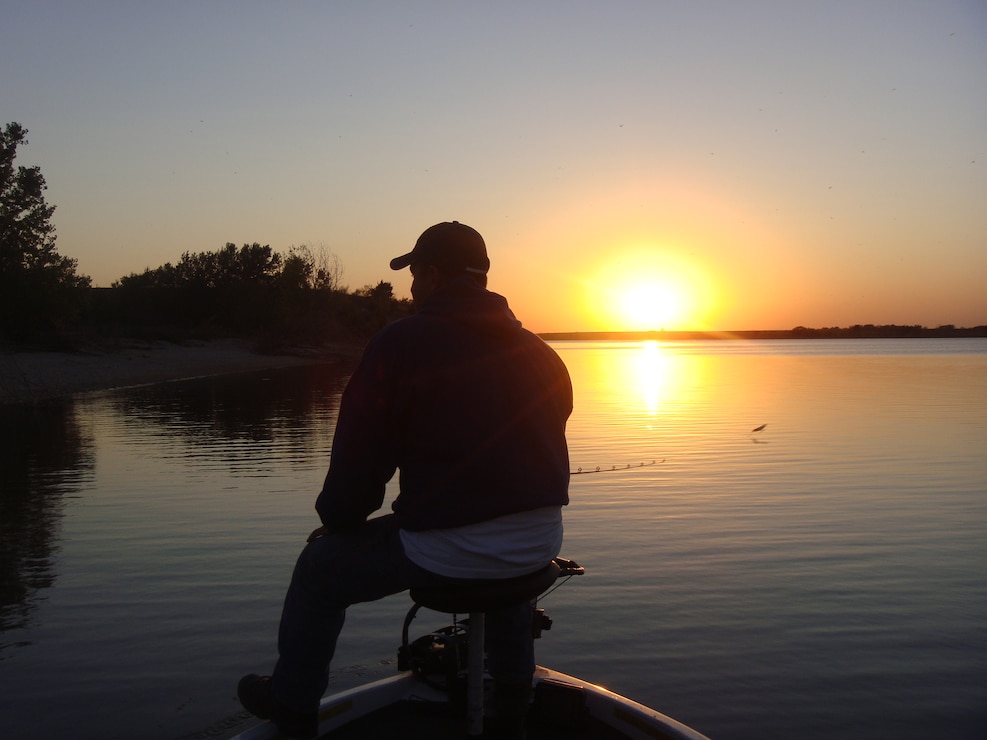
307, 525, 327, 542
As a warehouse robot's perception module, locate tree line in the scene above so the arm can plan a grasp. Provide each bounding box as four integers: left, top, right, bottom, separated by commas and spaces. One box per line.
1, 122, 409, 347
98, 242, 409, 347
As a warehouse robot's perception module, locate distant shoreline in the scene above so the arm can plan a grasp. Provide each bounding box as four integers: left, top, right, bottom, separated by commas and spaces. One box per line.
538, 326, 987, 341
0, 339, 361, 406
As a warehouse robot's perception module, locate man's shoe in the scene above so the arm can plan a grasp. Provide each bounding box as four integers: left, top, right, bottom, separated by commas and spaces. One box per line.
237, 674, 318, 739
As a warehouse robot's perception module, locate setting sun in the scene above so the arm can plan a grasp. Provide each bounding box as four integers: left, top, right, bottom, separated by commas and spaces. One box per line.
578, 245, 716, 332
617, 280, 687, 331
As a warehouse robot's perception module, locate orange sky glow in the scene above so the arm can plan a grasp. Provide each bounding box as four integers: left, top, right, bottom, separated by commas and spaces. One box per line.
3, 3, 984, 333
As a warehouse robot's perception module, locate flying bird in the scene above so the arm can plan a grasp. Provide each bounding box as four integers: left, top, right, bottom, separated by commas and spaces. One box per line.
751, 424, 767, 433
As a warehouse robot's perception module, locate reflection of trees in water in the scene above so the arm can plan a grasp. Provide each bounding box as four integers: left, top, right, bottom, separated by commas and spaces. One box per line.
0, 402, 94, 652
0, 364, 348, 655
110, 363, 351, 465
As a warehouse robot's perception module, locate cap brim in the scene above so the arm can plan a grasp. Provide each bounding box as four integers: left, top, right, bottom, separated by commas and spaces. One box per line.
389, 252, 414, 270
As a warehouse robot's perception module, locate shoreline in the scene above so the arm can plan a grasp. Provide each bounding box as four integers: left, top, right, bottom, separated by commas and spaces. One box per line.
537, 327, 987, 341
0, 339, 362, 406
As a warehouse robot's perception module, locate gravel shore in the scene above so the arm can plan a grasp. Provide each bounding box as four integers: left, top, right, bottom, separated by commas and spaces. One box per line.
0, 339, 360, 405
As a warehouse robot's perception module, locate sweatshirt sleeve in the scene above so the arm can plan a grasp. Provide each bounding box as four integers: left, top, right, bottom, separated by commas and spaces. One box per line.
315, 334, 399, 533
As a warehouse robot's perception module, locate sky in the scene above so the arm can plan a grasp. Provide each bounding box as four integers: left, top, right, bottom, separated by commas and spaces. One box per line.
3, 1, 985, 333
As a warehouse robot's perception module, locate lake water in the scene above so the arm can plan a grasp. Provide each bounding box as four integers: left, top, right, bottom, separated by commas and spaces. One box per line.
1, 339, 985, 739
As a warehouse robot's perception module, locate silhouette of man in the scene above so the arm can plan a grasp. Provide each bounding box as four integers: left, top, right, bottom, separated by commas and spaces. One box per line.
238, 221, 572, 738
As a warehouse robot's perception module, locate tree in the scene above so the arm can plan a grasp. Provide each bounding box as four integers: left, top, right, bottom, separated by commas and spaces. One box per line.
1, 122, 90, 339
279, 247, 314, 291
309, 243, 344, 292
357, 280, 395, 301
278, 243, 344, 291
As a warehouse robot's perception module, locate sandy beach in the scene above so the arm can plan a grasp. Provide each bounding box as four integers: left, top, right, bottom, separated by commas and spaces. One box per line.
0, 339, 361, 405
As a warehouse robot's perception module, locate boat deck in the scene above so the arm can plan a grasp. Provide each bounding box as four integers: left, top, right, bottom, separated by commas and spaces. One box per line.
230, 667, 708, 740
319, 697, 636, 739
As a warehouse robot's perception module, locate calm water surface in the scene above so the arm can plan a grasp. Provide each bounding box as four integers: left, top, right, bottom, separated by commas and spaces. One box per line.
1, 339, 985, 739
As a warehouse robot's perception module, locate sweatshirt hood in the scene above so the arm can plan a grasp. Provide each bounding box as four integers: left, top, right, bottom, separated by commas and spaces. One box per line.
417, 276, 523, 337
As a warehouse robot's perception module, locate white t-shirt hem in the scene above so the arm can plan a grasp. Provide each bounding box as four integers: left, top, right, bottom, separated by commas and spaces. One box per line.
400, 506, 563, 580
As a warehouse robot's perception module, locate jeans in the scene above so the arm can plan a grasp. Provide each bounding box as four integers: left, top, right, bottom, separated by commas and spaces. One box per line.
271, 514, 536, 713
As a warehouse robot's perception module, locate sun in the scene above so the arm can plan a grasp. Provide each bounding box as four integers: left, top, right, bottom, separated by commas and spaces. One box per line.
581, 246, 713, 331
617, 280, 686, 331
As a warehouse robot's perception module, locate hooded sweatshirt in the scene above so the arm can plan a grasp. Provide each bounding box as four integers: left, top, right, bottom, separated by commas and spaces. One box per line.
316, 276, 572, 533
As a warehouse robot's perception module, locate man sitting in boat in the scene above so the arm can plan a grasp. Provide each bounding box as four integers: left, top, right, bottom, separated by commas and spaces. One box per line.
238, 221, 573, 739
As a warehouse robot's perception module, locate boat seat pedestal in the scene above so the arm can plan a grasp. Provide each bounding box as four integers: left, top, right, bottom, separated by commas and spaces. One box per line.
409, 561, 561, 736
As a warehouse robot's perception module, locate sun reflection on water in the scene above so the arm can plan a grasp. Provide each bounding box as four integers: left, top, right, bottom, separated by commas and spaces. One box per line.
613, 340, 700, 419
633, 341, 668, 415
560, 340, 708, 429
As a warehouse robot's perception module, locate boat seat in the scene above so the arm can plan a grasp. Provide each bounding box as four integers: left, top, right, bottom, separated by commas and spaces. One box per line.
410, 560, 561, 614
409, 560, 562, 736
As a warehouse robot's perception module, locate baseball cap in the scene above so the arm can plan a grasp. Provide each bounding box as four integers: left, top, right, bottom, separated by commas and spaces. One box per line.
389, 221, 490, 275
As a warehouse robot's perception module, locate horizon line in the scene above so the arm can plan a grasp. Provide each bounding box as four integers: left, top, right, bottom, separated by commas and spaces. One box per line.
537, 326, 987, 340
